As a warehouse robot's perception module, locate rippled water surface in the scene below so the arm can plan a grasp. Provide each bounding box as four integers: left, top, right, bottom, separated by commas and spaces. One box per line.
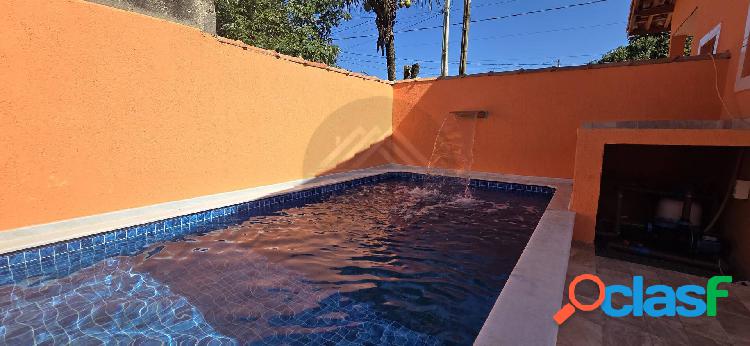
1, 179, 550, 345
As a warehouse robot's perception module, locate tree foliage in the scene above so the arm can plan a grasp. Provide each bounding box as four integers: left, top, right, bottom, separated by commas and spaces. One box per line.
216, 0, 350, 65
349, 0, 427, 81
597, 32, 691, 64
403, 63, 420, 79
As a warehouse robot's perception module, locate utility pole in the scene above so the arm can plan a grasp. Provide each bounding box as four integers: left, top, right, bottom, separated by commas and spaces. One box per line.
459, 0, 471, 75
441, 0, 451, 77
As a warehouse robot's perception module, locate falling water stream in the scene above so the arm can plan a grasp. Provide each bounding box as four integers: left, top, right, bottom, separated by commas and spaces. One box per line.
425, 112, 481, 198
391, 112, 483, 229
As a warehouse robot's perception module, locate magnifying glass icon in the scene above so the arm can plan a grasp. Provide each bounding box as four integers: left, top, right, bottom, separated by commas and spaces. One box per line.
554, 274, 605, 325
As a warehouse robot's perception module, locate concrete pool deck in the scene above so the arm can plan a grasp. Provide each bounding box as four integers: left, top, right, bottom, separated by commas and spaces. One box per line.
0, 164, 575, 345
557, 243, 750, 346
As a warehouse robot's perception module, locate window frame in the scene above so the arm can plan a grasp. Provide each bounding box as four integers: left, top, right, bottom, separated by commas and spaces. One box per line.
698, 23, 721, 55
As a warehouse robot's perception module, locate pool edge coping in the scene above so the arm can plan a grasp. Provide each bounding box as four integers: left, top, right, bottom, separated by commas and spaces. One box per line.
474, 207, 573, 346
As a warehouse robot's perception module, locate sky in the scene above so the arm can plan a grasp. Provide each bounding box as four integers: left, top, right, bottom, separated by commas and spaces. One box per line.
332, 0, 632, 79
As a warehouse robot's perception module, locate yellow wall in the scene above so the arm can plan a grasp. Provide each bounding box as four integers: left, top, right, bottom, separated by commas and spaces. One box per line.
0, 0, 393, 230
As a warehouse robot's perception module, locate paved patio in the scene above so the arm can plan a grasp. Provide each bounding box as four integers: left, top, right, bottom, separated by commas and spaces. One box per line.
557, 243, 750, 346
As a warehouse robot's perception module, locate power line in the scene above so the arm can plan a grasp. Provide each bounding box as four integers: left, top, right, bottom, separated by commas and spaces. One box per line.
333, 0, 521, 45
341, 50, 603, 63
339, 52, 556, 68
333, 20, 371, 34
471, 0, 521, 9
398, 12, 444, 31
337, 23, 618, 71
338, 11, 442, 36
393, 21, 624, 48
336, 21, 619, 70
334, 0, 610, 40
469, 0, 607, 24
335, 11, 443, 48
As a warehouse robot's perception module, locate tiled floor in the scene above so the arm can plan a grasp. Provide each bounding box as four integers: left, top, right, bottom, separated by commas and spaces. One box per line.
557, 243, 750, 346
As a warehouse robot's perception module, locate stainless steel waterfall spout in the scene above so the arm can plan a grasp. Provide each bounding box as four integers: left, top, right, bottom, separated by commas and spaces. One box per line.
450, 111, 488, 118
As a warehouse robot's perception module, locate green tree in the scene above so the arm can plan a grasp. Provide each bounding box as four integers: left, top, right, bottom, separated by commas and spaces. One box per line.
597, 32, 691, 64
350, 0, 430, 81
216, 0, 350, 65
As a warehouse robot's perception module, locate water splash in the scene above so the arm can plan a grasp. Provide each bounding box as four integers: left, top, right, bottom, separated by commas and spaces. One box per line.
407, 111, 482, 224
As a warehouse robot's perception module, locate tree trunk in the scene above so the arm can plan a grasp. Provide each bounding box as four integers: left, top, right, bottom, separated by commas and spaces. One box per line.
385, 34, 396, 81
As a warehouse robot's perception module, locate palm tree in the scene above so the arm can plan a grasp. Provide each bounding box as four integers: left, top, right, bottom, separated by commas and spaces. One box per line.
350, 0, 428, 81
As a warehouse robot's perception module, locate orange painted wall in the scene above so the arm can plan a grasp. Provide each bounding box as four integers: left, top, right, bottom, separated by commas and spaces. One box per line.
570, 129, 750, 243
672, 0, 750, 118
392, 59, 726, 179
0, 0, 393, 231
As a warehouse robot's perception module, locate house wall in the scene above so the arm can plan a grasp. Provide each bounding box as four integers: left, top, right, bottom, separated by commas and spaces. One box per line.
0, 0, 393, 231
570, 129, 750, 244
391, 59, 726, 179
672, 0, 750, 118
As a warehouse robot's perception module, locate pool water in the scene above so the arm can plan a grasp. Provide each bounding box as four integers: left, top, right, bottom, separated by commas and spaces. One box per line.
0, 178, 550, 345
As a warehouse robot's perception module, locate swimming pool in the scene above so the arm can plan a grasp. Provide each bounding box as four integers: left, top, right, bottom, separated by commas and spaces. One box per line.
0, 173, 553, 345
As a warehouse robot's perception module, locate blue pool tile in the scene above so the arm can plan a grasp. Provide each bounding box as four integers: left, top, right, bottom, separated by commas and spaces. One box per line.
93, 235, 105, 246
105, 243, 120, 256
105, 232, 116, 244
67, 240, 81, 252
39, 246, 54, 260
41, 259, 56, 275
10, 265, 26, 281
115, 230, 126, 240
80, 253, 95, 267
68, 251, 81, 262
0, 267, 11, 285
54, 252, 69, 265
24, 249, 40, 263
53, 243, 67, 256
0, 255, 8, 268
81, 237, 93, 249
26, 261, 42, 277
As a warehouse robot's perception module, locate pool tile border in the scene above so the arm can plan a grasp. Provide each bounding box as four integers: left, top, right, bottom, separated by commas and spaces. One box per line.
0, 172, 554, 285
